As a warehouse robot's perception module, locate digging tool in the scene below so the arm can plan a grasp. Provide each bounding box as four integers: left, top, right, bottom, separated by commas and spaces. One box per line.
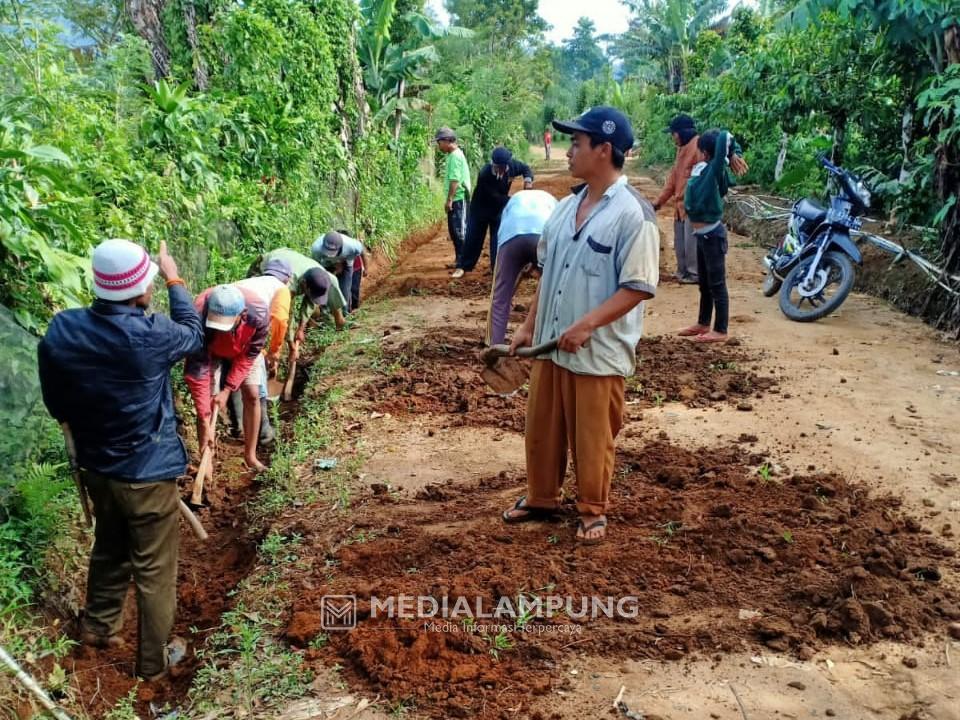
0, 645, 74, 720
191, 406, 219, 506
61, 423, 92, 528
283, 320, 307, 402
480, 339, 558, 394
63, 424, 207, 541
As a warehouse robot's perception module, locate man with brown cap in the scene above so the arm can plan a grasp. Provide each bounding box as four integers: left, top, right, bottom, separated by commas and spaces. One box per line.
435, 127, 471, 268
38, 239, 202, 680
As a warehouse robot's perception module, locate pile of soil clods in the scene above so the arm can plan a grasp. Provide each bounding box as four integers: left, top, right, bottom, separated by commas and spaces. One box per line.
371, 327, 528, 431
283, 440, 956, 719
632, 335, 778, 407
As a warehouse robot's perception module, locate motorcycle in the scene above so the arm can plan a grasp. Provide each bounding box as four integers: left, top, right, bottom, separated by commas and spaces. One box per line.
762, 154, 872, 322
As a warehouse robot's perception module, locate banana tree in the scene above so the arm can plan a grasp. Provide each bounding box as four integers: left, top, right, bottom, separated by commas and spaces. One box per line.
357, 0, 473, 136
615, 0, 728, 92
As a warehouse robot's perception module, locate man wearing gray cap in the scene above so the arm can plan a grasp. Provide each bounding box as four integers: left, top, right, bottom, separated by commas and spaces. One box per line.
311, 230, 367, 313
435, 127, 471, 269
454, 145, 534, 278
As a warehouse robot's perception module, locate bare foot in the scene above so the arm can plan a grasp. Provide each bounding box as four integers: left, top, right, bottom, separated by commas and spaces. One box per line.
692, 330, 728, 343
244, 455, 267, 472
677, 324, 710, 337
576, 514, 607, 545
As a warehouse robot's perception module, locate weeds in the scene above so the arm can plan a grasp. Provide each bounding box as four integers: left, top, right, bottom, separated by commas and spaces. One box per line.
757, 463, 779, 484
487, 631, 514, 660
104, 684, 140, 720
653, 392, 665, 407
781, 530, 794, 544
710, 360, 739, 371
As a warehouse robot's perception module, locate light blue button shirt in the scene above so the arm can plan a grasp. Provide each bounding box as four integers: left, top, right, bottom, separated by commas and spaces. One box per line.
497, 190, 558, 250
533, 176, 660, 377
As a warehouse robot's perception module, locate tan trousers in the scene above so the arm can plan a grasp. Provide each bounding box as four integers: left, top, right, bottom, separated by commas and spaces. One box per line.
524, 360, 625, 515
81, 471, 179, 678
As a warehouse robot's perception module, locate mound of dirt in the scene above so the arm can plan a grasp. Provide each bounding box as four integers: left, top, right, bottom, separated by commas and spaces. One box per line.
370, 328, 528, 432
632, 335, 779, 407
284, 440, 956, 719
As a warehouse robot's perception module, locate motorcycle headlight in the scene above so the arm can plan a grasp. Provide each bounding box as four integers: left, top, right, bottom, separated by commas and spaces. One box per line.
855, 180, 871, 208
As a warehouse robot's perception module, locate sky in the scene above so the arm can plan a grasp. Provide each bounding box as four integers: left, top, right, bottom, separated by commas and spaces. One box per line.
425, 0, 634, 45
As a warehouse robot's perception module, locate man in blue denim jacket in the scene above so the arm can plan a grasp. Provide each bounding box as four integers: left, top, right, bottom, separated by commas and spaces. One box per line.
38, 239, 203, 680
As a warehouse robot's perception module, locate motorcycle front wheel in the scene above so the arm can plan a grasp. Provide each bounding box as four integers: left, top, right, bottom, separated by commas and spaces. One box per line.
778, 251, 855, 322
762, 268, 782, 297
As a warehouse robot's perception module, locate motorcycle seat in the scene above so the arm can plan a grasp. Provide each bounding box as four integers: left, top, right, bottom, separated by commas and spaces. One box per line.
795, 198, 827, 224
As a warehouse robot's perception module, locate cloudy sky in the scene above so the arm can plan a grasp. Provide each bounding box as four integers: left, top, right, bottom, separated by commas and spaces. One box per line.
425, 0, 633, 44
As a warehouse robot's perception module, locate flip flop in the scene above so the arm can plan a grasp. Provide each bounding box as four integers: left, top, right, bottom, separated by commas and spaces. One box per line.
576, 517, 608, 546
502, 496, 558, 524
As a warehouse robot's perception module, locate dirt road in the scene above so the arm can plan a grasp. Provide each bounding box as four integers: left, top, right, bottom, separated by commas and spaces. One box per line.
267, 163, 960, 720
55, 162, 959, 719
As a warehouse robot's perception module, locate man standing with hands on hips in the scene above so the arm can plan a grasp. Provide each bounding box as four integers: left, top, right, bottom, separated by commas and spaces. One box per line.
501, 107, 660, 545
435, 127, 471, 269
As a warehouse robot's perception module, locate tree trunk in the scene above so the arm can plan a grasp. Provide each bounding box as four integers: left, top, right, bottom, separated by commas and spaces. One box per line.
393, 77, 405, 144
898, 102, 913, 183
183, 0, 209, 91
830, 118, 846, 167
774, 130, 788, 182
125, 0, 171, 79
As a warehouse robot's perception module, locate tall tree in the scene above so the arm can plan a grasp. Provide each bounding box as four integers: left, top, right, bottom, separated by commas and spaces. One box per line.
560, 17, 607, 82
612, 0, 727, 92
444, 0, 547, 52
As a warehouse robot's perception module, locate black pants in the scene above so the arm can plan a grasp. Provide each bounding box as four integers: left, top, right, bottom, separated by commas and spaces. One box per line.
459, 206, 502, 272
696, 225, 729, 334
447, 199, 468, 265
351, 267, 362, 310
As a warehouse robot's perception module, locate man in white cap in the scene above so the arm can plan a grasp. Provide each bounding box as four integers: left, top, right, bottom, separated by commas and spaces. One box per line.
310, 230, 368, 313
184, 284, 270, 471
38, 239, 203, 681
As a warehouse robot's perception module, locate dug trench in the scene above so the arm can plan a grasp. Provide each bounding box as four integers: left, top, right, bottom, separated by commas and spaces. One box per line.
55, 388, 323, 716
50, 167, 960, 718
282, 438, 958, 719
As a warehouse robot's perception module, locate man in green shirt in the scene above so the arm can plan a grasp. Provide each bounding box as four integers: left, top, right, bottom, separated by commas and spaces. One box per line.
435, 127, 471, 268
254, 248, 347, 346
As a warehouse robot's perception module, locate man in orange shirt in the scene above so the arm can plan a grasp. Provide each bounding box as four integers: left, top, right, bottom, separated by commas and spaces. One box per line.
653, 114, 701, 284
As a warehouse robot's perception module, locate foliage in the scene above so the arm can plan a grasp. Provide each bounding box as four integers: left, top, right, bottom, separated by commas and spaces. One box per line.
444, 0, 547, 52
559, 17, 606, 83
612, 0, 728, 91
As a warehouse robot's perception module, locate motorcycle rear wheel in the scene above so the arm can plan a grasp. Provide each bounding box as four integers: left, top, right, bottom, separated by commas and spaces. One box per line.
778, 251, 855, 322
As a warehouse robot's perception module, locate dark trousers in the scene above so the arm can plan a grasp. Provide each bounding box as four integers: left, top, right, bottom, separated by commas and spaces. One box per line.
338, 262, 355, 313
486, 234, 539, 345
460, 206, 502, 271
351, 267, 362, 310
81, 471, 179, 678
673, 217, 699, 280
447, 199, 468, 265
696, 224, 729, 334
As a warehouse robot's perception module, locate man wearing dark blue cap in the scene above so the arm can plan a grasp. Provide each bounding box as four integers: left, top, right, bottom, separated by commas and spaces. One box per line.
502, 107, 660, 546
654, 114, 748, 285
453, 146, 534, 278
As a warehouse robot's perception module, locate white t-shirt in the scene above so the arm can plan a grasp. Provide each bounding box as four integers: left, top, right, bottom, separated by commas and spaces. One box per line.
497, 190, 558, 250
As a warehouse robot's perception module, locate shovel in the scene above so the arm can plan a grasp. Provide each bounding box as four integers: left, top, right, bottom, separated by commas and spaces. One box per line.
480, 339, 558, 394
190, 407, 218, 507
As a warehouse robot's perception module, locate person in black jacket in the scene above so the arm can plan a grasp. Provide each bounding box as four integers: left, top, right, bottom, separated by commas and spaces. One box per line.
452, 146, 533, 278
38, 239, 203, 681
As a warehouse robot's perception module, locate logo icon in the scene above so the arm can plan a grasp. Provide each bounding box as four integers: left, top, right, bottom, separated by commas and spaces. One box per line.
321, 595, 357, 630
602, 120, 616, 135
